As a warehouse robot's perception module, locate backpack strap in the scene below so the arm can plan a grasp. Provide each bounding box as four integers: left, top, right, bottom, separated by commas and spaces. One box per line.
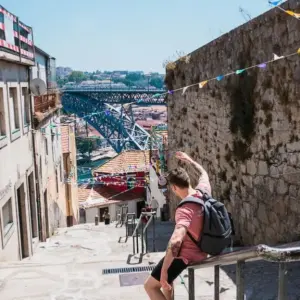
177, 195, 205, 247
195, 188, 211, 201
177, 196, 205, 208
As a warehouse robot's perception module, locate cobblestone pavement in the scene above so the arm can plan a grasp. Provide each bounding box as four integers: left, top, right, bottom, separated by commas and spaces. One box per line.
0, 223, 299, 300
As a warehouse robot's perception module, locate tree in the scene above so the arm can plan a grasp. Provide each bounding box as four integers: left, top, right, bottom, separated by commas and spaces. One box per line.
76, 139, 95, 161
68, 71, 87, 83
125, 73, 144, 82
150, 77, 164, 89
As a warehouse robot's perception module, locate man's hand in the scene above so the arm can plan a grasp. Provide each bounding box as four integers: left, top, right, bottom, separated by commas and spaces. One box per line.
175, 151, 192, 163
160, 269, 172, 291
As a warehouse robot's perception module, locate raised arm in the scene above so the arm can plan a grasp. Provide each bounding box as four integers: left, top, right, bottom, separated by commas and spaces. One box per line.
175, 151, 209, 185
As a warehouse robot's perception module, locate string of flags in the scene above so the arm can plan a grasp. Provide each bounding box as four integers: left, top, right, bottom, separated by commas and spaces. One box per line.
269, 1, 300, 20
167, 49, 299, 96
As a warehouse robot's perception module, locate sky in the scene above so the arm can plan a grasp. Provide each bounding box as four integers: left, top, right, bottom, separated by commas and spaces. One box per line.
2, 0, 277, 73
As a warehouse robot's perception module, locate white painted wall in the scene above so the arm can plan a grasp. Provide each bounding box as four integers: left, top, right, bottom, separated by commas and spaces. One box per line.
0, 60, 35, 262
34, 113, 66, 236
148, 167, 166, 219
84, 200, 140, 224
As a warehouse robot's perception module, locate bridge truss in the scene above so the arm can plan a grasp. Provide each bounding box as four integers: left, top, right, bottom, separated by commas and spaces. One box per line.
63, 86, 166, 105
62, 93, 163, 153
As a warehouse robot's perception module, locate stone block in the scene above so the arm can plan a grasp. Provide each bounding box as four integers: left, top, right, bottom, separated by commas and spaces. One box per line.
276, 179, 288, 195
258, 161, 269, 176
242, 176, 253, 188
287, 142, 300, 152
246, 160, 257, 176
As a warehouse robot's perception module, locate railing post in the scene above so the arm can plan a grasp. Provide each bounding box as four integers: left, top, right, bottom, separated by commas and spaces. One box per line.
132, 235, 135, 255
136, 226, 139, 254
278, 262, 287, 300
152, 213, 156, 252
214, 265, 220, 300
236, 260, 245, 300
141, 219, 144, 254
188, 268, 195, 300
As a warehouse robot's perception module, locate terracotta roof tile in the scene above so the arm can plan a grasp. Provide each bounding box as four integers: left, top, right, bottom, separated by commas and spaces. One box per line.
93, 150, 150, 174
61, 126, 69, 153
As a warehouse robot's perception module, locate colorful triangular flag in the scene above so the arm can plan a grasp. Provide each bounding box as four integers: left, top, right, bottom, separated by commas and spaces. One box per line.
199, 81, 208, 88
286, 10, 300, 18
298, 48, 300, 55
273, 53, 284, 60
258, 63, 267, 68
168, 90, 174, 95
182, 86, 189, 95
236, 69, 245, 75
216, 75, 224, 81
268, 0, 282, 6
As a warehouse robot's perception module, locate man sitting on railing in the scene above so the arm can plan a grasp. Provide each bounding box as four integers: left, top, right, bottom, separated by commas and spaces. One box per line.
144, 151, 211, 300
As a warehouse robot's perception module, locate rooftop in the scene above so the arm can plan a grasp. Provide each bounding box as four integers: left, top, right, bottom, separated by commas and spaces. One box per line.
93, 150, 150, 174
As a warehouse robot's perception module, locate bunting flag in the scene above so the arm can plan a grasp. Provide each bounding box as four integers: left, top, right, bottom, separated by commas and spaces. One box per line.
236, 69, 245, 75
258, 63, 267, 68
199, 81, 208, 88
216, 75, 224, 81
268, 0, 283, 5
285, 10, 300, 19
182, 86, 189, 95
273, 53, 284, 60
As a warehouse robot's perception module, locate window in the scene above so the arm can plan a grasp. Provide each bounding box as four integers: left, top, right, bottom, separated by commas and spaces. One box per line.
0, 88, 6, 137
3, 198, 13, 236
9, 88, 20, 132
22, 87, 30, 125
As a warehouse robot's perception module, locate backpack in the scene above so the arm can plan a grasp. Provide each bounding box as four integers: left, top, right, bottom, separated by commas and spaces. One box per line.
177, 189, 232, 256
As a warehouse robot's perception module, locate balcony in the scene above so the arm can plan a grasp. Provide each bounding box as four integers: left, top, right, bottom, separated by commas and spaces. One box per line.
34, 92, 61, 126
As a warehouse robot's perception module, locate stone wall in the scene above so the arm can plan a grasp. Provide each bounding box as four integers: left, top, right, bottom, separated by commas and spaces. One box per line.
166, 0, 300, 246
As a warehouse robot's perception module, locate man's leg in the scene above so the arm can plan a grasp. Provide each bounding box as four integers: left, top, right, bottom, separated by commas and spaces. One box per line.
144, 275, 166, 300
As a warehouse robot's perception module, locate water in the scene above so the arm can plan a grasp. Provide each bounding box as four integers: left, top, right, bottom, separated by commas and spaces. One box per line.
77, 158, 110, 181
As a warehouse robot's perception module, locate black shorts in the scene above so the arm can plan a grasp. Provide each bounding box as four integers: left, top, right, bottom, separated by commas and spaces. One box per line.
151, 257, 188, 284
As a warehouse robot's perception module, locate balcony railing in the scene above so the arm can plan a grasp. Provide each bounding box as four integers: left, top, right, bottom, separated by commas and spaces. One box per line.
34, 93, 60, 114
188, 243, 300, 300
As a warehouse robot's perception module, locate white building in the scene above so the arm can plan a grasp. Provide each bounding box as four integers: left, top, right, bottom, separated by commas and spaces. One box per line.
0, 7, 37, 261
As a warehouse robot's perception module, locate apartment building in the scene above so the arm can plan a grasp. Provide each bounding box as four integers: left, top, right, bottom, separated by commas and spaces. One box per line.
0, 6, 36, 261
32, 47, 67, 240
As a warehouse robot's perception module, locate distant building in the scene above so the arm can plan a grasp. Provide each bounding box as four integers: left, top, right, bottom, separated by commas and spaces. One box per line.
56, 67, 72, 78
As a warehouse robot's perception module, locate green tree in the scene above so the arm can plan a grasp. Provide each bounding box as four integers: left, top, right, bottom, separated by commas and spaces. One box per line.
76, 139, 95, 161
68, 71, 87, 83
150, 77, 164, 89
125, 73, 144, 82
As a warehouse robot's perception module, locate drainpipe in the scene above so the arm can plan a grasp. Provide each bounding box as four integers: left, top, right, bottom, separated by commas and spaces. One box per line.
28, 68, 43, 241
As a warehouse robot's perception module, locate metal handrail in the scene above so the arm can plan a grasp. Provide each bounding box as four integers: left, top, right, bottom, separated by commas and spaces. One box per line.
131, 211, 157, 255
187, 243, 300, 300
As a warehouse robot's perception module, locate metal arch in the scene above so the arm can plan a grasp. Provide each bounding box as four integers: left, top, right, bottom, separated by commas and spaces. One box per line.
61, 94, 161, 153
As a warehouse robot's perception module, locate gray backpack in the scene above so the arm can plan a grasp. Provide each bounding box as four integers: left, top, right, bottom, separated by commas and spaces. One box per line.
177, 189, 232, 256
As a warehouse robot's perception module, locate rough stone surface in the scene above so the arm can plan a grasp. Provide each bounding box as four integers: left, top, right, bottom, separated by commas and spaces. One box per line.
166, 0, 300, 245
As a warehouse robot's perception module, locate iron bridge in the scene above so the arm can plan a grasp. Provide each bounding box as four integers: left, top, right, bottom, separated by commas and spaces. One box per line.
62, 85, 166, 105
62, 94, 163, 153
